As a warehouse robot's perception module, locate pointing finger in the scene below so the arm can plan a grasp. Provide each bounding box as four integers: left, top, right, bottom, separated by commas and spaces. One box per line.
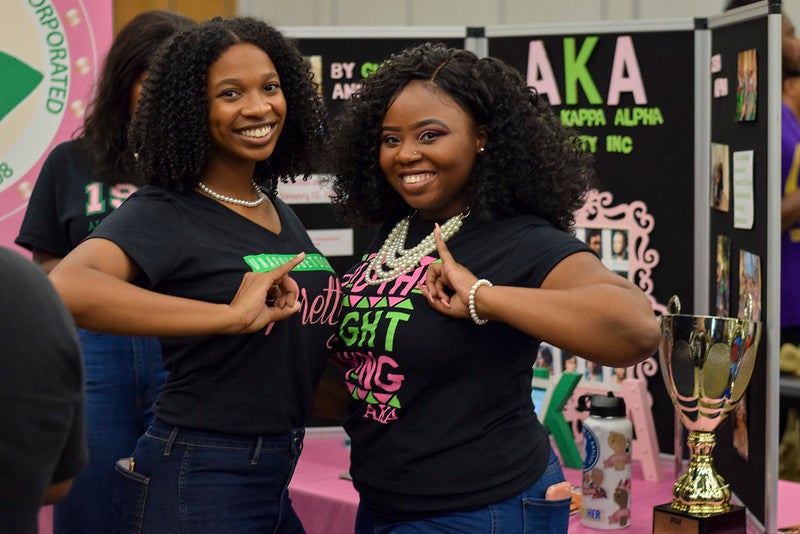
434, 224, 456, 264
272, 252, 306, 277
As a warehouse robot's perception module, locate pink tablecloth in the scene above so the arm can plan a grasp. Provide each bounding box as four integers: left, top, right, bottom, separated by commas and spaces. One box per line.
289, 430, 359, 534
290, 431, 800, 534
37, 430, 800, 533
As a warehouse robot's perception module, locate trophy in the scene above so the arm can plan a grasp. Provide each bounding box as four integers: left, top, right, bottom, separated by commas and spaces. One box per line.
653, 295, 761, 534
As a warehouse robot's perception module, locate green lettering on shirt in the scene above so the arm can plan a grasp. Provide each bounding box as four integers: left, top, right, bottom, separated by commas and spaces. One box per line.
244, 253, 335, 273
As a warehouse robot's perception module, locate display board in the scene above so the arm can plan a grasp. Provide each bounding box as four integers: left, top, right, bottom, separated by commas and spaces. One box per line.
485, 20, 696, 462
279, 28, 467, 277
703, 3, 781, 529
485, 12, 781, 530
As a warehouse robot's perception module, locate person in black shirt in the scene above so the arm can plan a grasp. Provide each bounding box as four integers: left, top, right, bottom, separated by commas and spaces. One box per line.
326, 43, 660, 532
15, 13, 196, 533
49, 17, 339, 532
0, 247, 86, 534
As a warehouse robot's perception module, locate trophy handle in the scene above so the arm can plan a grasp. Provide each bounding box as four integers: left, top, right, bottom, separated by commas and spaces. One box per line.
667, 295, 681, 315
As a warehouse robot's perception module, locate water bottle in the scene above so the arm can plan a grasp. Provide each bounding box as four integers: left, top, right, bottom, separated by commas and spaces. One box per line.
577, 392, 633, 529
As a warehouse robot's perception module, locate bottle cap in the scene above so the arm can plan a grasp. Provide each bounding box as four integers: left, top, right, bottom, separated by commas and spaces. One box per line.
578, 391, 626, 417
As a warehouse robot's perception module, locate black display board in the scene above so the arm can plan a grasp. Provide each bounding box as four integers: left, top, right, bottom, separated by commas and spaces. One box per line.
286, 31, 466, 277
706, 11, 773, 526
486, 25, 696, 457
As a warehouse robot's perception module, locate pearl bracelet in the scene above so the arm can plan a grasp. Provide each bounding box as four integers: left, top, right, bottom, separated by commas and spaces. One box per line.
468, 278, 492, 325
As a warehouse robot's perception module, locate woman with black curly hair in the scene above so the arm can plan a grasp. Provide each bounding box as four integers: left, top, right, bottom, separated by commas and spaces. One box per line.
327, 42, 660, 532
49, 17, 339, 532
15, 11, 194, 534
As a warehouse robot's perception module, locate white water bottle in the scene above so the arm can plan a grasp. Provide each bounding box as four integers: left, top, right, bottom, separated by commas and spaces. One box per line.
578, 392, 633, 529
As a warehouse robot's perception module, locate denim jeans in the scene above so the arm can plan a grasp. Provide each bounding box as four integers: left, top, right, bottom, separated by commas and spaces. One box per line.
112, 419, 306, 534
355, 449, 571, 534
54, 330, 164, 534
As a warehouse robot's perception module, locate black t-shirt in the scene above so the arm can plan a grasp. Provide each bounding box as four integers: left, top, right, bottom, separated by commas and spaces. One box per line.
331, 214, 590, 519
15, 141, 140, 255
90, 186, 340, 434
0, 247, 86, 534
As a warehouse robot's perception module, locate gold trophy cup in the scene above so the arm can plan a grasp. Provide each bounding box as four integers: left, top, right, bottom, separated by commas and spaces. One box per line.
653, 295, 761, 534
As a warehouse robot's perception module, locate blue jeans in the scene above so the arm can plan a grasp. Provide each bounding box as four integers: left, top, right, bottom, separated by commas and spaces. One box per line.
112, 419, 306, 533
54, 330, 164, 534
355, 450, 570, 534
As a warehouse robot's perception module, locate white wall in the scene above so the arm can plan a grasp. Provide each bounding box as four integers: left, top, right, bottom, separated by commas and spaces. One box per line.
238, 0, 800, 31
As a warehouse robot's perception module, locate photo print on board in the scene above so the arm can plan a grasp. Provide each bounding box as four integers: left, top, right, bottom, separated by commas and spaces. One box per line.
738, 249, 761, 322
716, 235, 731, 317
736, 48, 757, 122
710, 143, 730, 212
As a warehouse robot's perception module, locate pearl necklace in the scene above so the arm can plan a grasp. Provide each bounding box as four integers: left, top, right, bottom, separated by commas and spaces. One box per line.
365, 210, 467, 285
197, 180, 267, 208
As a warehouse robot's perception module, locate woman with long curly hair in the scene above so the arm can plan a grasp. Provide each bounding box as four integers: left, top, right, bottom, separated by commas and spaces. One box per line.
49, 17, 339, 532
15, 11, 194, 533
326, 42, 660, 532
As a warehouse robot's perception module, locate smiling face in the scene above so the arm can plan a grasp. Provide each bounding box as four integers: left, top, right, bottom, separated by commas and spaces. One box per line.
379, 80, 486, 220
206, 43, 286, 172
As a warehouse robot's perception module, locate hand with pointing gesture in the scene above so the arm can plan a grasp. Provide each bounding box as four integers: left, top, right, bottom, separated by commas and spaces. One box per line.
422, 224, 483, 320
229, 252, 305, 333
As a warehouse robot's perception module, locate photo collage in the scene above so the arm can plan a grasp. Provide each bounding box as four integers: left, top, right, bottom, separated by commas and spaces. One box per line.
575, 226, 630, 279
533, 342, 630, 390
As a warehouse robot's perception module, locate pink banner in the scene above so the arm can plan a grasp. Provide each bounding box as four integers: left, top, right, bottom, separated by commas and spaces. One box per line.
0, 0, 112, 254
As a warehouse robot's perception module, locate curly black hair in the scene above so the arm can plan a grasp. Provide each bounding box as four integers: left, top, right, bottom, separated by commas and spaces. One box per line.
325, 42, 595, 232
130, 17, 326, 193
75, 10, 195, 185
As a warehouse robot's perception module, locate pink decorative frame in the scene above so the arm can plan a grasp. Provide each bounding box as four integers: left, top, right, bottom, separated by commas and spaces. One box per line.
562, 189, 665, 481
575, 189, 665, 315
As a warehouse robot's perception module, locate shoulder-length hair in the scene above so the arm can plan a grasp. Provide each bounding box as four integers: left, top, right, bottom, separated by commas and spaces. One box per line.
130, 17, 326, 193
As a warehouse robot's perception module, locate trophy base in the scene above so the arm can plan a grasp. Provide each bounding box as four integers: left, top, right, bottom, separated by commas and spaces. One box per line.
652, 503, 746, 534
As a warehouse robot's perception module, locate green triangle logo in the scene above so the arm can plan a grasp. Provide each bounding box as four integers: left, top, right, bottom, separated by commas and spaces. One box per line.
396, 299, 413, 310
0, 52, 44, 122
